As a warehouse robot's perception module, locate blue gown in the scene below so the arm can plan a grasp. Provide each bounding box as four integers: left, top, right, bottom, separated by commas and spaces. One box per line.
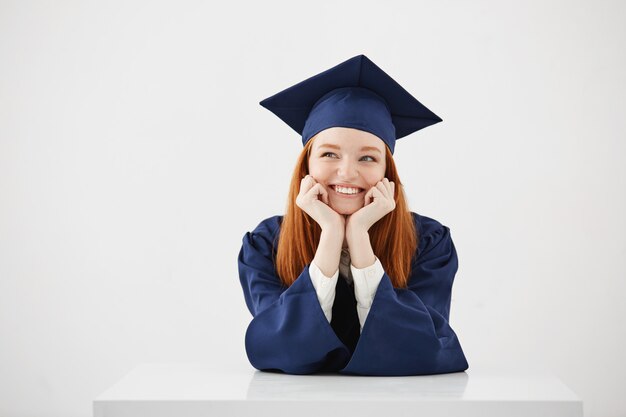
237, 212, 469, 376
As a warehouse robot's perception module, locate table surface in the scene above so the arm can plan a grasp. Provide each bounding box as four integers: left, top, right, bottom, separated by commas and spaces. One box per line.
93, 363, 583, 417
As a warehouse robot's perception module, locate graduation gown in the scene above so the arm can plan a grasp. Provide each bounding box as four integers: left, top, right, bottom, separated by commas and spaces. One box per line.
237, 212, 469, 376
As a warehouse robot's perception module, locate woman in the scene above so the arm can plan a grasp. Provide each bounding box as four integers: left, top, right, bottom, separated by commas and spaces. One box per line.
238, 55, 469, 376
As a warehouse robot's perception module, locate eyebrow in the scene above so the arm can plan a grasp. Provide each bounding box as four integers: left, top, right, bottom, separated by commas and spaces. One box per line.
317, 143, 383, 155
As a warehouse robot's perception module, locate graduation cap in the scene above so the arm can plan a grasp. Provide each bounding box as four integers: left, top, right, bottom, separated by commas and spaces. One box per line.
259, 54, 442, 154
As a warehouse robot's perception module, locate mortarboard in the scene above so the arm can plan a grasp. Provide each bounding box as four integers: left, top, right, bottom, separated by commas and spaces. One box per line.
259, 54, 442, 154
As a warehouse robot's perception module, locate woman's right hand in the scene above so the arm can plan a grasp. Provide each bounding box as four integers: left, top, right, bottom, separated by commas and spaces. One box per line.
295, 175, 345, 231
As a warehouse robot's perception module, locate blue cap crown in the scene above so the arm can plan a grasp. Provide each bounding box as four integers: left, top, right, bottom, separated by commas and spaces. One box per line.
260, 54, 442, 154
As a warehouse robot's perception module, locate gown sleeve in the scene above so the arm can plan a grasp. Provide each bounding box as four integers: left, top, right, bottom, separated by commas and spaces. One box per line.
339, 215, 469, 376
350, 257, 384, 332
308, 261, 339, 323
238, 217, 351, 374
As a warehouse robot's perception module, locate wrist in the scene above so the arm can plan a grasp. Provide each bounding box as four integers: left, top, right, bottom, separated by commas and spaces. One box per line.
346, 230, 375, 268
320, 224, 344, 242
346, 226, 368, 244
321, 218, 345, 235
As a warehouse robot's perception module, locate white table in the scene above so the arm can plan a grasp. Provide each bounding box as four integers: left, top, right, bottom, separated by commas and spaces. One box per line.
93, 363, 582, 417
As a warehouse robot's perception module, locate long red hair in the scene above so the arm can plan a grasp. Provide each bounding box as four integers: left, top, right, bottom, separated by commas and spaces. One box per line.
275, 137, 418, 288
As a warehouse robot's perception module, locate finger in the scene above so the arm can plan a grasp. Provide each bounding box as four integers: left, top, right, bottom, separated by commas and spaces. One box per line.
299, 175, 315, 195
368, 186, 384, 205
303, 181, 319, 199
319, 184, 330, 205
306, 183, 328, 204
377, 181, 395, 204
383, 178, 394, 195
376, 181, 390, 199
383, 178, 395, 198
373, 187, 386, 206
381, 178, 392, 193
364, 187, 375, 205
383, 177, 393, 196
374, 186, 396, 212
318, 183, 329, 204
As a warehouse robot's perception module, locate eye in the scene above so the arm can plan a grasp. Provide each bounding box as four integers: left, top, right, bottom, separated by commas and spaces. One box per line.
321, 152, 376, 162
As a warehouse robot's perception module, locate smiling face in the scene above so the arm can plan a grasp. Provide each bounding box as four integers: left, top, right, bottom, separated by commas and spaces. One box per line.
307, 127, 387, 215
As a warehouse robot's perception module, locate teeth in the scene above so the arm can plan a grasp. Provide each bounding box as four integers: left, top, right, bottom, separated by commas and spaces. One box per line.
334, 185, 361, 195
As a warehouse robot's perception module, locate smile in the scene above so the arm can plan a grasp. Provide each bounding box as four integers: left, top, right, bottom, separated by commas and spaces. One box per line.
331, 185, 364, 197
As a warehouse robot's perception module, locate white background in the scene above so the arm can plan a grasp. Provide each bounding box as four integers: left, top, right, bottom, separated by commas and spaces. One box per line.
1, 1, 625, 416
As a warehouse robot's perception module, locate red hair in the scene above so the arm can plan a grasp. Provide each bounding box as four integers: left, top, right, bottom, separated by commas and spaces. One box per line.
275, 138, 418, 288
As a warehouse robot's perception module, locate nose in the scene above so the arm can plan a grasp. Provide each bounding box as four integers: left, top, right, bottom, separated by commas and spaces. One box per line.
337, 158, 359, 180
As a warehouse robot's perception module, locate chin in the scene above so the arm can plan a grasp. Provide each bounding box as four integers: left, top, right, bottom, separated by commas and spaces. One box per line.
331, 204, 361, 216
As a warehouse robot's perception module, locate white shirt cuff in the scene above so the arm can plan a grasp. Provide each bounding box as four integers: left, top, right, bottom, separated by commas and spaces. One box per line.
350, 257, 384, 331
308, 261, 339, 323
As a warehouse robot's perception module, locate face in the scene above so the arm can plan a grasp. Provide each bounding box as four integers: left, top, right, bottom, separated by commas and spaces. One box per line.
307, 127, 387, 215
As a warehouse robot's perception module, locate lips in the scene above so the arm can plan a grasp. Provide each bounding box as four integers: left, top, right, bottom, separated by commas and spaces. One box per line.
331, 184, 365, 196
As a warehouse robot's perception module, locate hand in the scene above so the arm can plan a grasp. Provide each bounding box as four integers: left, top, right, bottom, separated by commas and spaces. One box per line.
296, 175, 345, 231
346, 178, 396, 237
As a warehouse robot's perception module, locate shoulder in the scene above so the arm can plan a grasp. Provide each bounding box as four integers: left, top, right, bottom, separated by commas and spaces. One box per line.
245, 214, 284, 248
410, 211, 447, 236
250, 214, 284, 237
240, 215, 285, 258
410, 211, 453, 254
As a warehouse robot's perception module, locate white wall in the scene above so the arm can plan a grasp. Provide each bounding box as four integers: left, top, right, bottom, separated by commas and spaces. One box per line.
1, 1, 624, 416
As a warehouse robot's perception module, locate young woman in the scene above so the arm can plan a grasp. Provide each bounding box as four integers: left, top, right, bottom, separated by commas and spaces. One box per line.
238, 55, 469, 376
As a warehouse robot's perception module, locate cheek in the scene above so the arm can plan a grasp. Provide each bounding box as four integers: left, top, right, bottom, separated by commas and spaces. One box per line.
365, 172, 385, 188
307, 165, 328, 180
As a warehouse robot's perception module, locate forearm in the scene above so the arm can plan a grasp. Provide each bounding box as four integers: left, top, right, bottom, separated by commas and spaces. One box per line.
312, 228, 343, 277
346, 229, 376, 268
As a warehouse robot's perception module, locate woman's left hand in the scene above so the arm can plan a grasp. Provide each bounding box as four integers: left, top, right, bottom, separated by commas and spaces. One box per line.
346, 178, 396, 235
